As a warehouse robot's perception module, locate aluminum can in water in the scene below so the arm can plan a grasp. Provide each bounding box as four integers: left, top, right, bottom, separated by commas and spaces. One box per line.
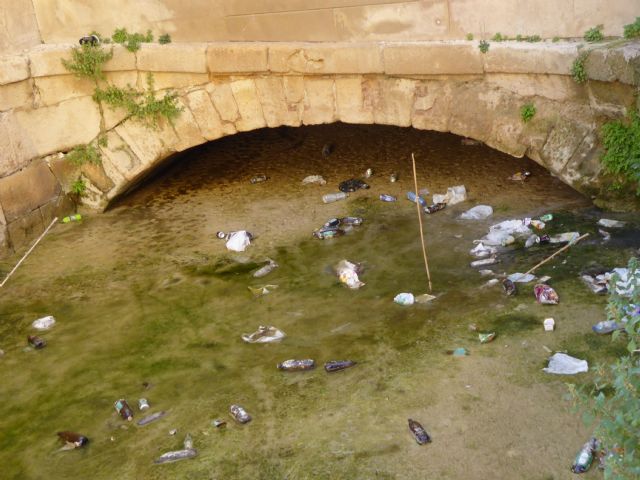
138, 398, 150, 410
114, 399, 134, 421
380, 194, 397, 202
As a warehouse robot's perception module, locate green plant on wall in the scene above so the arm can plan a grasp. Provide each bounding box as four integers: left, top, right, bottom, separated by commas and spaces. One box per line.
70, 178, 87, 196
65, 140, 105, 166
111, 28, 154, 52
478, 40, 490, 53
520, 103, 536, 123
61, 44, 113, 82
584, 25, 604, 42
600, 109, 640, 195
623, 17, 640, 38
159, 33, 172, 44
571, 53, 589, 84
491, 32, 505, 42
569, 257, 640, 479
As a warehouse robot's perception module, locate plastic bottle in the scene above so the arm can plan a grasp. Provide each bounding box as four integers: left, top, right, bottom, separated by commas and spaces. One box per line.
62, 214, 82, 223
380, 194, 397, 202
324, 360, 357, 372
424, 203, 446, 214
250, 174, 267, 184
408, 419, 431, 445
571, 438, 597, 473
229, 404, 252, 424
27, 335, 46, 349
322, 192, 348, 204
114, 399, 134, 421
364, 168, 373, 178
138, 398, 150, 410
406, 191, 427, 207
277, 359, 316, 371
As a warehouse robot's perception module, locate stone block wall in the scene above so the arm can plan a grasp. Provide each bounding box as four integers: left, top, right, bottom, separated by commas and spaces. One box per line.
0, 40, 638, 256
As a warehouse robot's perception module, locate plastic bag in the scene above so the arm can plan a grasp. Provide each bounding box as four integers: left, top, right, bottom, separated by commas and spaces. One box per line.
302, 175, 327, 185
335, 260, 364, 289
460, 205, 493, 220
226, 231, 251, 252
32, 315, 56, 330
242, 325, 286, 343
543, 353, 588, 374
394, 293, 414, 305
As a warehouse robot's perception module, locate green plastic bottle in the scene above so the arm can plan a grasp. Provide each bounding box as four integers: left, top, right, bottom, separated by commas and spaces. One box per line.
62, 214, 82, 223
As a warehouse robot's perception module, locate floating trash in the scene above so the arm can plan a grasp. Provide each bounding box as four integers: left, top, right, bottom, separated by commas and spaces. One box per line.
241, 325, 286, 344
543, 353, 588, 374
534, 284, 559, 305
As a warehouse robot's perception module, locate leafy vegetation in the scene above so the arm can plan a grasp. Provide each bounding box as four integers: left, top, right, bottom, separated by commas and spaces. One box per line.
466, 33, 474, 41
623, 17, 640, 39
569, 257, 640, 479
111, 28, 153, 52
478, 40, 490, 53
491, 32, 505, 42
70, 178, 87, 196
584, 25, 604, 42
65, 141, 104, 166
61, 44, 113, 81
159, 33, 172, 45
93, 73, 182, 128
520, 103, 536, 123
571, 53, 589, 84
601, 110, 640, 195
524, 34, 541, 42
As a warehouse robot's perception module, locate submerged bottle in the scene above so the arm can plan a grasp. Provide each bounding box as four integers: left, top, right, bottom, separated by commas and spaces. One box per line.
324, 360, 356, 372
390, 173, 398, 183
27, 335, 46, 349
322, 192, 348, 204
571, 438, 597, 473
114, 399, 134, 421
253, 259, 278, 278
277, 359, 316, 371
229, 404, 252, 424
406, 191, 427, 207
408, 419, 431, 445
424, 203, 446, 214
57, 431, 89, 448
250, 174, 268, 184
380, 194, 397, 202
61, 214, 82, 223
313, 228, 344, 240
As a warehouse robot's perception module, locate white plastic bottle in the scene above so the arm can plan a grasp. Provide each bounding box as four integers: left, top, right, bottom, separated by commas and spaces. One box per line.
322, 192, 348, 204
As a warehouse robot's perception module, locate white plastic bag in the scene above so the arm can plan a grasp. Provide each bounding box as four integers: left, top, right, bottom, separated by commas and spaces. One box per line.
394, 292, 414, 305
242, 325, 286, 343
543, 353, 588, 374
226, 231, 251, 252
335, 260, 364, 289
32, 315, 56, 330
460, 205, 493, 220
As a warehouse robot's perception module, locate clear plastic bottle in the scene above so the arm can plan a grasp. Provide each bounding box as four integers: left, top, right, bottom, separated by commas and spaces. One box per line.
277, 359, 316, 371
322, 192, 348, 204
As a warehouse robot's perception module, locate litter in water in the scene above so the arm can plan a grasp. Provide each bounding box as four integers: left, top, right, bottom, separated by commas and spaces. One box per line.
394, 292, 415, 306
543, 318, 555, 331
543, 353, 588, 374
253, 259, 278, 278
335, 259, 364, 289
32, 315, 55, 330
460, 205, 493, 220
302, 175, 327, 185
408, 419, 431, 445
241, 325, 286, 343
248, 284, 278, 297
598, 218, 625, 228
534, 284, 559, 305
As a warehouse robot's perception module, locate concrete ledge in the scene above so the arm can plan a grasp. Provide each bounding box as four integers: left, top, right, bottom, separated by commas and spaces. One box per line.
29, 44, 136, 77
483, 43, 578, 75
207, 43, 268, 73
586, 44, 640, 86
0, 55, 30, 85
268, 43, 384, 74
137, 43, 208, 73
383, 42, 483, 75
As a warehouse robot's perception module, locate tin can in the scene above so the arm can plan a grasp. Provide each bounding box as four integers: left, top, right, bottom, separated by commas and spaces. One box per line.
364, 168, 373, 178
390, 173, 398, 183
138, 398, 150, 411
230, 404, 252, 424
114, 399, 134, 421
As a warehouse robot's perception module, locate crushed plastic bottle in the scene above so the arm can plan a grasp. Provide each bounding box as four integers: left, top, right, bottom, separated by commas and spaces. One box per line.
380, 194, 397, 202
324, 360, 356, 372
61, 214, 82, 223
253, 259, 278, 278
277, 359, 315, 371
32, 315, 55, 330
229, 404, 252, 424
424, 203, 446, 214
571, 438, 598, 473
394, 292, 415, 306
242, 325, 286, 343
406, 191, 427, 207
408, 419, 431, 445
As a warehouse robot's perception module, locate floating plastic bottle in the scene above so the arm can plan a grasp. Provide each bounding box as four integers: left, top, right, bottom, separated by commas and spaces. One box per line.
324, 360, 356, 372
380, 194, 397, 202
250, 174, 268, 184
229, 404, 252, 424
313, 228, 344, 240
571, 438, 597, 473
424, 203, 446, 214
277, 359, 316, 371
114, 399, 134, 421
406, 191, 427, 207
408, 419, 431, 445
322, 192, 348, 204
61, 214, 82, 223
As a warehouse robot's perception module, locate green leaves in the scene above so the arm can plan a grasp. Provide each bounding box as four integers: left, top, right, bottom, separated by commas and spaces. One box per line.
601, 111, 640, 195
61, 44, 113, 81
520, 103, 536, 123
571, 53, 588, 84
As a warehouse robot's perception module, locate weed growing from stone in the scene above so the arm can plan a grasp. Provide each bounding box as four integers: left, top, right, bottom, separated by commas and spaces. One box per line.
71, 178, 87, 196
65, 142, 103, 166
623, 17, 640, 38
491, 32, 505, 42
552, 36, 560, 42
478, 40, 490, 53
520, 103, 536, 123
601, 110, 640, 195
584, 25, 604, 42
159, 34, 172, 44
61, 44, 113, 82
524, 35, 541, 42
569, 257, 640, 479
111, 28, 153, 52
571, 53, 589, 84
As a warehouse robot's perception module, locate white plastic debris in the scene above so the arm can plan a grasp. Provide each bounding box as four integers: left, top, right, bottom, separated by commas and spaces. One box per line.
480, 219, 532, 246
335, 260, 364, 289
241, 325, 286, 343
225, 231, 251, 252
446, 185, 467, 205
460, 205, 493, 220
470, 242, 497, 258
507, 273, 536, 283
543, 318, 555, 331
247, 285, 278, 297
394, 292, 415, 306
415, 293, 436, 304
543, 353, 588, 374
525, 235, 539, 248
470, 256, 498, 267
478, 269, 494, 276
482, 279, 500, 288
302, 175, 327, 185
549, 232, 580, 244
598, 218, 625, 228
32, 315, 56, 330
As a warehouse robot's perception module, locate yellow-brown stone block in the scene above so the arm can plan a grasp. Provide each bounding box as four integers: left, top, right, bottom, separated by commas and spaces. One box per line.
335, 76, 374, 125
255, 77, 301, 128
137, 43, 208, 73
184, 88, 227, 141
0, 160, 60, 222
302, 77, 335, 125
383, 42, 483, 75
206, 43, 268, 73
230, 79, 266, 131
0, 55, 30, 85
268, 43, 383, 74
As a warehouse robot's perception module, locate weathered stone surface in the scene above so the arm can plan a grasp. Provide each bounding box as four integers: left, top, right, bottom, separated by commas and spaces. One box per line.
115, 118, 178, 171
0, 161, 61, 222
207, 82, 240, 130
562, 131, 601, 188
172, 98, 206, 151
13, 96, 101, 157
588, 80, 637, 116
0, 79, 33, 111
34, 75, 94, 106
384, 43, 483, 75
7, 207, 44, 251
0, 0, 41, 56
184, 88, 226, 141
586, 44, 640, 86
0, 202, 5, 225
0, 55, 30, 85
230, 79, 266, 131
541, 118, 591, 175
137, 43, 207, 73
39, 194, 74, 229
29, 44, 135, 77
82, 162, 116, 193
207, 43, 268, 73
137, 72, 209, 91
0, 223, 8, 253
412, 80, 451, 132
372, 77, 416, 127
98, 130, 137, 188
335, 76, 373, 125
255, 77, 301, 127
48, 152, 78, 192
485, 73, 585, 102
0, 111, 38, 176
483, 43, 578, 75
269, 43, 383, 74
302, 77, 335, 125
448, 82, 494, 141
79, 174, 108, 210
282, 76, 305, 118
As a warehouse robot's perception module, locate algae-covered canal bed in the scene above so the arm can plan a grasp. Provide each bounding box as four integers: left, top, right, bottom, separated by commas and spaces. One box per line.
1, 124, 638, 479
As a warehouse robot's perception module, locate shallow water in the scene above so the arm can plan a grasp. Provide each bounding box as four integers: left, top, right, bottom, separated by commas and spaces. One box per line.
1, 124, 638, 479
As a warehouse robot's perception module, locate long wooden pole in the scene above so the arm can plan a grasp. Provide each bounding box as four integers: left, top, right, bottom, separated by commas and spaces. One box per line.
524, 233, 589, 275
411, 153, 432, 292
0, 217, 58, 288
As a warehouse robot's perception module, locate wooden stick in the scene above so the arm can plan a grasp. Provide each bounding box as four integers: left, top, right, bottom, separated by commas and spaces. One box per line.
0, 217, 58, 288
411, 153, 433, 293
524, 233, 589, 275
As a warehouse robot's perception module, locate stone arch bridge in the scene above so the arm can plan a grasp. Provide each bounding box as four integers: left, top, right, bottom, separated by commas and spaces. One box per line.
0, 40, 638, 253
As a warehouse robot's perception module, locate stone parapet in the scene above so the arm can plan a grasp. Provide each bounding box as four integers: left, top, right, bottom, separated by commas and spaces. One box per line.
383, 42, 483, 75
